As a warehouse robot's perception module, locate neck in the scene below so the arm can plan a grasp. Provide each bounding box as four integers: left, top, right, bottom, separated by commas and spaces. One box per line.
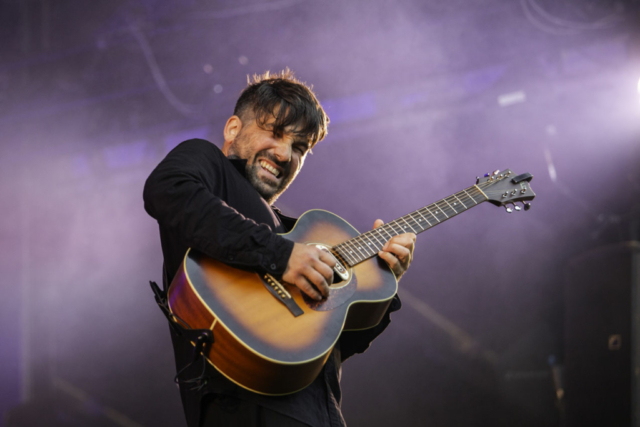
332, 184, 488, 267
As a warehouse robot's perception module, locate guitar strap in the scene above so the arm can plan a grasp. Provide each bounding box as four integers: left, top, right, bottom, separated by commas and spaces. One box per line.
149, 263, 214, 391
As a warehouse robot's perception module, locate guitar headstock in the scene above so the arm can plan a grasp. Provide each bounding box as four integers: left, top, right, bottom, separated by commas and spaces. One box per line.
477, 169, 536, 213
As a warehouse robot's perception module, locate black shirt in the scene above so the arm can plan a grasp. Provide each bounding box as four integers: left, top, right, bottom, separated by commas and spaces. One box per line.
143, 139, 400, 427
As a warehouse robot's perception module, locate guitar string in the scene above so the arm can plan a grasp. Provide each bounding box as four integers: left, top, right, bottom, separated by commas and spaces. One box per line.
337, 188, 480, 261
335, 187, 483, 265
334, 177, 511, 266
337, 185, 484, 258
335, 189, 480, 265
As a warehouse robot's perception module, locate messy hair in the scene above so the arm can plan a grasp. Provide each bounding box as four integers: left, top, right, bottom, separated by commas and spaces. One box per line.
233, 69, 329, 148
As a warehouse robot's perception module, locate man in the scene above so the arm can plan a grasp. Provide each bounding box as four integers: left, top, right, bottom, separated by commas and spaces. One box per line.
143, 70, 415, 427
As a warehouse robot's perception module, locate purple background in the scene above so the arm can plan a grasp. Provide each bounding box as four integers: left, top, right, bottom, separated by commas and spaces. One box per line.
1, 0, 639, 425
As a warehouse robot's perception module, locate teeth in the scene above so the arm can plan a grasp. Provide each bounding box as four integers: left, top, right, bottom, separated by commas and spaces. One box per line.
260, 160, 280, 177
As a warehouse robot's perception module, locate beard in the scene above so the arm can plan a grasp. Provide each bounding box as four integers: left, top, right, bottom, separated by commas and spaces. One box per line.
244, 149, 297, 204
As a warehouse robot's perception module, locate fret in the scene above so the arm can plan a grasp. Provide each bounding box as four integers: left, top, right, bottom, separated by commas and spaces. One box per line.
349, 239, 369, 259
362, 234, 382, 252
353, 236, 376, 257
442, 197, 458, 214
342, 241, 363, 263
335, 245, 357, 266
408, 213, 425, 231
390, 220, 404, 235
381, 224, 397, 237
367, 230, 385, 246
407, 214, 423, 231
416, 209, 432, 227
400, 217, 418, 233
450, 195, 465, 212
437, 204, 449, 218
473, 184, 489, 201
444, 199, 457, 216
385, 221, 398, 235
432, 202, 449, 219
423, 206, 440, 223
462, 188, 478, 205
452, 192, 467, 209
376, 227, 393, 241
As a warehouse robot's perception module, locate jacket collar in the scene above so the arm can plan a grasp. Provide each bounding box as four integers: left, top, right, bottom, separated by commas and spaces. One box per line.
228, 156, 248, 178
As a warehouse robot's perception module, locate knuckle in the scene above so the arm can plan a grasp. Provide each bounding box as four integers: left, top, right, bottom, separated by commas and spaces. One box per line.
311, 272, 324, 287
301, 282, 317, 297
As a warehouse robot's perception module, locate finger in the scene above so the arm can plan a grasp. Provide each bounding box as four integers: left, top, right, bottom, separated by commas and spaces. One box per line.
318, 249, 337, 269
383, 243, 412, 264
378, 250, 402, 274
304, 266, 330, 298
314, 258, 335, 286
295, 277, 322, 301
373, 219, 384, 229
384, 233, 416, 252
385, 232, 416, 246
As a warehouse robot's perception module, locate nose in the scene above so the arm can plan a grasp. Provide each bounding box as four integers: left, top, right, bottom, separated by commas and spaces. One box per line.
272, 140, 291, 163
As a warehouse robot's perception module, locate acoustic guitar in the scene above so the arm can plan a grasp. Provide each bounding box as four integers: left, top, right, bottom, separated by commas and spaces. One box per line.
167, 169, 536, 395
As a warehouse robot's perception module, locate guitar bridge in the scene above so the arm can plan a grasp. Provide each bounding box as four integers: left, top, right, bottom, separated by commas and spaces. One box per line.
261, 274, 304, 317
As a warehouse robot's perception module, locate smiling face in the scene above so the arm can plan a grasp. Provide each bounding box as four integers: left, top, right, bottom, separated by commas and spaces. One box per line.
222, 114, 311, 204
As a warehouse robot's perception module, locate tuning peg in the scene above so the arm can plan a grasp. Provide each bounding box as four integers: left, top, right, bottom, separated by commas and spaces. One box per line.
524, 202, 531, 211
514, 204, 522, 211
505, 205, 513, 213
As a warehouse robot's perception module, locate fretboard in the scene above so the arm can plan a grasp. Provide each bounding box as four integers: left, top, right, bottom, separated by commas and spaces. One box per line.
332, 184, 488, 267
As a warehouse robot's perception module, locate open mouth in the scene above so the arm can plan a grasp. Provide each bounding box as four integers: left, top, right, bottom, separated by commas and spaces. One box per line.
259, 160, 281, 178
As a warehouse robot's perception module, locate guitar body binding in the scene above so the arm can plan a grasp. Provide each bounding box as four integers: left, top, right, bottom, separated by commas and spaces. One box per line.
167, 209, 397, 395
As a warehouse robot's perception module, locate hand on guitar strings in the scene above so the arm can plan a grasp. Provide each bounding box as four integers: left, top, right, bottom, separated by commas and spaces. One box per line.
373, 219, 416, 281
283, 243, 337, 301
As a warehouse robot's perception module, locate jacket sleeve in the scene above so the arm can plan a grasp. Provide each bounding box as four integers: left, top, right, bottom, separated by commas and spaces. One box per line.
338, 294, 401, 362
143, 139, 294, 275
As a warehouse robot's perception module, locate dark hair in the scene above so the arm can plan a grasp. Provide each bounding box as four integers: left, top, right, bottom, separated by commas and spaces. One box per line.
233, 69, 329, 148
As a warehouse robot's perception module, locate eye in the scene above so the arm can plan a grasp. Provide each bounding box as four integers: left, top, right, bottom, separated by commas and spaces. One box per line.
293, 144, 307, 154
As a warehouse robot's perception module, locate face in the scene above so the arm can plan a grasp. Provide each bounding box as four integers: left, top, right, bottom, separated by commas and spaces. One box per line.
223, 116, 311, 204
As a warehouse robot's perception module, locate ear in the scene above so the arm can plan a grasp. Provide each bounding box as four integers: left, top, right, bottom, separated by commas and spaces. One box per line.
221, 115, 243, 155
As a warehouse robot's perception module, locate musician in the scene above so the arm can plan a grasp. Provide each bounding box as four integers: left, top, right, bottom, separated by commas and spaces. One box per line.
143, 70, 415, 427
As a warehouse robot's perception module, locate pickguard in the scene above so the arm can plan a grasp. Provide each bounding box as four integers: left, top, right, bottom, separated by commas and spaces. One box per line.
301, 272, 358, 311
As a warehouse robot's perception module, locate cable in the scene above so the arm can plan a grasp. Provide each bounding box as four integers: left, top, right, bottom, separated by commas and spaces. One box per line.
188, 0, 305, 20
527, 0, 624, 30
521, 0, 626, 35
521, 0, 580, 35
128, 23, 196, 117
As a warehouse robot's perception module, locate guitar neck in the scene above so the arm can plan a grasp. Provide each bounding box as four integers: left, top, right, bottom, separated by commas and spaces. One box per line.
332, 184, 489, 267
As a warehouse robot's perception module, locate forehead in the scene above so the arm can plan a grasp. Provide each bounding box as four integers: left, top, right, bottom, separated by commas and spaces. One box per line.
253, 114, 311, 143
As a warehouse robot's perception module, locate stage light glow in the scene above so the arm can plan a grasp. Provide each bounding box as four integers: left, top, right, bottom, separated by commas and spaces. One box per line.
498, 91, 526, 107
637, 77, 640, 94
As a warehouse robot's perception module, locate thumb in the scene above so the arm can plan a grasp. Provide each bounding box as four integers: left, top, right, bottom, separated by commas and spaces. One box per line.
373, 219, 384, 229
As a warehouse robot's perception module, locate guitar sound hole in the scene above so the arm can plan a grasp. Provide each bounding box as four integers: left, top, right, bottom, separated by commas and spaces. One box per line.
331, 271, 346, 288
